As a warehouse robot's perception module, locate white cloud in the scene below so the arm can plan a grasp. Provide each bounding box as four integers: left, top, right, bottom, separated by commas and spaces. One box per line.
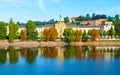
50, 0, 62, 3
35, 0, 62, 13
36, 0, 47, 13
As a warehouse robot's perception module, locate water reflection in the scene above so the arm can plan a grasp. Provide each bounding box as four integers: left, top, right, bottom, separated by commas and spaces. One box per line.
40, 47, 58, 59
0, 46, 120, 64
26, 49, 38, 63
0, 49, 7, 64
20, 48, 38, 63
9, 46, 19, 64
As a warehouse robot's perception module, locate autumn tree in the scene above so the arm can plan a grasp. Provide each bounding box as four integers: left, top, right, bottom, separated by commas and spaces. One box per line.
90, 29, 99, 41
63, 28, 74, 43
43, 28, 58, 41
8, 19, 19, 42
74, 30, 82, 42
40, 31, 44, 41
20, 29, 27, 41
49, 27, 58, 41
43, 29, 50, 41
26, 20, 38, 40
0, 22, 7, 40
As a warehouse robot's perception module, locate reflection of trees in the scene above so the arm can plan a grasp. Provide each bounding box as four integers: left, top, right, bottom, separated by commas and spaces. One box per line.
9, 46, 19, 64
114, 48, 120, 58
20, 48, 27, 58
0, 49, 7, 64
89, 46, 101, 59
82, 46, 89, 53
41, 47, 58, 59
64, 46, 74, 58
74, 46, 83, 59
26, 49, 38, 64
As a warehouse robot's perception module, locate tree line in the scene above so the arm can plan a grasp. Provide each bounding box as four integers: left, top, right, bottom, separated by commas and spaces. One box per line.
0, 19, 38, 42
0, 14, 120, 42
0, 18, 117, 43
16, 13, 116, 26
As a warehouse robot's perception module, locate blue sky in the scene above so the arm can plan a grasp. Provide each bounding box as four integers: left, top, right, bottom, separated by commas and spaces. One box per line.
0, 0, 120, 22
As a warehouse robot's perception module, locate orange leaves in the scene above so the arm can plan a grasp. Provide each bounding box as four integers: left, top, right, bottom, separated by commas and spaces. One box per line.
20, 29, 27, 41
90, 29, 99, 41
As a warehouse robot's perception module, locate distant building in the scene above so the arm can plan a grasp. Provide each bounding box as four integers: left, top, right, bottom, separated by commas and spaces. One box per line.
70, 16, 77, 23
100, 22, 114, 32
80, 19, 107, 26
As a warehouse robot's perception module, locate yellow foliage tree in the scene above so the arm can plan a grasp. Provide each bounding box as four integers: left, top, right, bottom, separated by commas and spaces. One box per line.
90, 29, 99, 41
43, 27, 58, 41
74, 30, 82, 42
43, 29, 50, 41
20, 29, 27, 41
49, 27, 58, 41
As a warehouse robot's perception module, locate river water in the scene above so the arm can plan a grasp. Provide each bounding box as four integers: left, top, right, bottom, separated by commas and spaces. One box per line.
0, 46, 120, 75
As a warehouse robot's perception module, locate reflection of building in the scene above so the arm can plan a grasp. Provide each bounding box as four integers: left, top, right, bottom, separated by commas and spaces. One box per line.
57, 47, 64, 63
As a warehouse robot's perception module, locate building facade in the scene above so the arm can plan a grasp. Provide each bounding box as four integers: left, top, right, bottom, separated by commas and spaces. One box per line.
6, 16, 114, 38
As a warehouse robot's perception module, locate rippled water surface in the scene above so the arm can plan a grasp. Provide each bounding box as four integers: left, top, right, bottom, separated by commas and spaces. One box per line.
0, 46, 120, 75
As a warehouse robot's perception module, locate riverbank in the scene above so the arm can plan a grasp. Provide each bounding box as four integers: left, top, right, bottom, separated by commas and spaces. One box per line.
0, 40, 120, 49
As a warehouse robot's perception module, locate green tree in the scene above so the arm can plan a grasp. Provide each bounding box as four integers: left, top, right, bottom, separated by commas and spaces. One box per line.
85, 14, 91, 20
74, 30, 82, 42
63, 28, 74, 43
32, 31, 38, 40
82, 30, 89, 42
88, 30, 91, 36
76, 15, 85, 21
108, 16, 114, 22
99, 30, 103, 38
0, 22, 7, 40
92, 13, 96, 20
48, 19, 56, 24
115, 14, 119, 21
64, 16, 69, 23
8, 19, 19, 42
108, 27, 116, 38
26, 20, 38, 40
113, 15, 120, 37
103, 30, 108, 38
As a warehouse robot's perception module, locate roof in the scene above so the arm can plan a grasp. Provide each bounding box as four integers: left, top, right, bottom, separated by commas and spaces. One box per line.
78, 26, 100, 28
